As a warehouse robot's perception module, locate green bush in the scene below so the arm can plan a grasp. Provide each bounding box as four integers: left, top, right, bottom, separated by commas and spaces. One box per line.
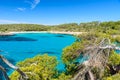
108, 51, 120, 66
10, 54, 58, 80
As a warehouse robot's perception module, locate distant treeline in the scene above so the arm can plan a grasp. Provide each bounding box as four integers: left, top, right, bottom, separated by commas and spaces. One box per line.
0, 24, 48, 32
0, 21, 120, 35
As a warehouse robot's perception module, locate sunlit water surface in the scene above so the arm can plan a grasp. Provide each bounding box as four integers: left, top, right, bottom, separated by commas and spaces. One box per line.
0, 33, 75, 79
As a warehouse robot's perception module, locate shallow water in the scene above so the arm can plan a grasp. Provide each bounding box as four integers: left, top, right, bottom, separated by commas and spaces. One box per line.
0, 33, 75, 79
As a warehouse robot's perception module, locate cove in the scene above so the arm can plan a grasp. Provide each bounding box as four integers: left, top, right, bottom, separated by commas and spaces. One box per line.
0, 33, 76, 79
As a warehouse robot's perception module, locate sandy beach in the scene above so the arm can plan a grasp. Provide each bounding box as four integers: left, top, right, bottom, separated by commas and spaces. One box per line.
8, 31, 86, 35
0, 32, 14, 36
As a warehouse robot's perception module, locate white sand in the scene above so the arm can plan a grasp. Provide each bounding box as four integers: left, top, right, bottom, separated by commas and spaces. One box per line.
9, 31, 86, 35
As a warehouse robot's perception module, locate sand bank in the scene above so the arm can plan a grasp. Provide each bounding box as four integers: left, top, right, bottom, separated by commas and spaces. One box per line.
9, 31, 86, 35
0, 31, 86, 36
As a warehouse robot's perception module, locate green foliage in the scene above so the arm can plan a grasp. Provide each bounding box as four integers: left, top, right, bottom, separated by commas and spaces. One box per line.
0, 24, 48, 32
0, 21, 120, 34
10, 54, 71, 80
103, 66, 111, 78
53, 73, 71, 80
62, 41, 86, 74
92, 67, 103, 79
77, 32, 113, 44
108, 51, 120, 66
62, 32, 116, 75
103, 51, 120, 79
10, 54, 58, 80
103, 73, 120, 80
114, 36, 120, 43
62, 42, 84, 65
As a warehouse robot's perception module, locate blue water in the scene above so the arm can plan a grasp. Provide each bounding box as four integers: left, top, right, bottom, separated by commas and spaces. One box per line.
0, 33, 75, 78
0, 33, 120, 79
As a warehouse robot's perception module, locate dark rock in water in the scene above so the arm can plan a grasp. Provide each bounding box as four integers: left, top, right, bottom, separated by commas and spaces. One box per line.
0, 36, 37, 41
40, 51, 58, 54
55, 34, 66, 37
14, 37, 37, 41
56, 35, 64, 37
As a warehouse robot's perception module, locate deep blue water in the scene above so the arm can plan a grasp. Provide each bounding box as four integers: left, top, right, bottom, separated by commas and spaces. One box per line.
0, 33, 75, 79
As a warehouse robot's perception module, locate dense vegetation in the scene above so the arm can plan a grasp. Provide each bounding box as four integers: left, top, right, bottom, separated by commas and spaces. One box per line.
0, 21, 120, 80
103, 51, 120, 80
0, 24, 48, 32
10, 54, 71, 80
0, 21, 120, 35
62, 33, 120, 80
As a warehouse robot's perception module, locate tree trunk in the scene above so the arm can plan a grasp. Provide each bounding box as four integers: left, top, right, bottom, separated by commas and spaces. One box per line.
0, 55, 28, 80
0, 66, 10, 80
88, 70, 94, 80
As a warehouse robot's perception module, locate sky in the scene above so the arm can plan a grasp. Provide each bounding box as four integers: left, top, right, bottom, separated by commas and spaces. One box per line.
0, 0, 120, 25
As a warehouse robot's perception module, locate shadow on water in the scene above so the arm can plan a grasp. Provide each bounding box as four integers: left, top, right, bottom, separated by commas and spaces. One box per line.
54, 34, 66, 38
54, 34, 72, 38
0, 36, 37, 41
0, 57, 16, 80
40, 51, 60, 55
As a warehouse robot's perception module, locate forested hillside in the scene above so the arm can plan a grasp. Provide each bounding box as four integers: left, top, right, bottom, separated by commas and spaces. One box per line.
0, 21, 120, 35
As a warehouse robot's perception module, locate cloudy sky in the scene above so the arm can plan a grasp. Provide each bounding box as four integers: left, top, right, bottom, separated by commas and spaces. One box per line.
0, 0, 120, 25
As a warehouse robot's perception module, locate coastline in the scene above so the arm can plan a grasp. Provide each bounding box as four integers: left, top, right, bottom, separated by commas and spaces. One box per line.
0, 31, 86, 35
0, 32, 14, 36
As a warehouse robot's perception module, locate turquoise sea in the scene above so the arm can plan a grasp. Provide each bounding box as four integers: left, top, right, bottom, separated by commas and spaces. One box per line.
0, 33, 120, 79
0, 33, 75, 79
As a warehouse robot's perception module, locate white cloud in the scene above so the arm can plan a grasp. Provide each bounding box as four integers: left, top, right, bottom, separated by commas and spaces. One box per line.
32, 0, 40, 9
25, 0, 40, 9
0, 19, 27, 24
17, 8, 26, 11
